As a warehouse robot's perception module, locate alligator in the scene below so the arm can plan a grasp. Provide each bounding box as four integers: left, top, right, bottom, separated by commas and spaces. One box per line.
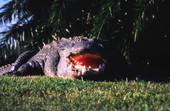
0, 36, 133, 80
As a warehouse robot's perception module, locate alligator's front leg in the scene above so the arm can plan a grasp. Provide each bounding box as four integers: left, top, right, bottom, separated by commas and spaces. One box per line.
11, 41, 60, 76
16, 59, 45, 76
9, 51, 36, 73
16, 55, 59, 76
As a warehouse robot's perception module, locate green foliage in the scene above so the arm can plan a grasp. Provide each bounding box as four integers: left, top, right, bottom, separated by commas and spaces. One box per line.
0, 0, 170, 67
0, 76, 170, 110
0, 0, 53, 59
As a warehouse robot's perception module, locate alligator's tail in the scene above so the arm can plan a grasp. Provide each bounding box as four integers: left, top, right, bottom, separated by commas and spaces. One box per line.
0, 64, 13, 75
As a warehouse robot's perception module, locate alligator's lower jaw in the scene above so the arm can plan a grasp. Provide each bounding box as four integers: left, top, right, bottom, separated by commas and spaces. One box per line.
69, 63, 106, 79
71, 63, 105, 76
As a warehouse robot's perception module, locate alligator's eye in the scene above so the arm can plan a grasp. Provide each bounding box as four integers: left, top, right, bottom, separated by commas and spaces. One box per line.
60, 48, 66, 51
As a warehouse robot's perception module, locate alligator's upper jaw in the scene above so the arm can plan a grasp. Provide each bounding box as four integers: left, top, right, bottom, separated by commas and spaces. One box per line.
67, 53, 106, 78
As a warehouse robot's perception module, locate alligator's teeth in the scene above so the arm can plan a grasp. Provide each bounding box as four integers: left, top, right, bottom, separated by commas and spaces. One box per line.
83, 65, 86, 69
78, 71, 81, 76
71, 58, 75, 60
68, 63, 73, 69
93, 68, 99, 71
82, 68, 86, 74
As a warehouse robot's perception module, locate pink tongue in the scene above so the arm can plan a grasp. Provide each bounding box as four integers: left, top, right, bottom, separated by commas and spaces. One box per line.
70, 54, 103, 68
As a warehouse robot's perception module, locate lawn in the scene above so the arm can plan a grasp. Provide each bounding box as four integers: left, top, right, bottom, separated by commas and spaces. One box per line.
0, 76, 170, 111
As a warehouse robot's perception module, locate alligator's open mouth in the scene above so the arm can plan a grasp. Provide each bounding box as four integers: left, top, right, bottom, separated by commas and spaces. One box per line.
68, 53, 106, 77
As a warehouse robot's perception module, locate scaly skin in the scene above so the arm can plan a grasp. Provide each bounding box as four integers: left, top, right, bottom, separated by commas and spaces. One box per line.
0, 36, 133, 80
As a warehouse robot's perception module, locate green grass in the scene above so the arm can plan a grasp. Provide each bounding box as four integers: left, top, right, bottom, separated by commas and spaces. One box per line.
0, 76, 170, 111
